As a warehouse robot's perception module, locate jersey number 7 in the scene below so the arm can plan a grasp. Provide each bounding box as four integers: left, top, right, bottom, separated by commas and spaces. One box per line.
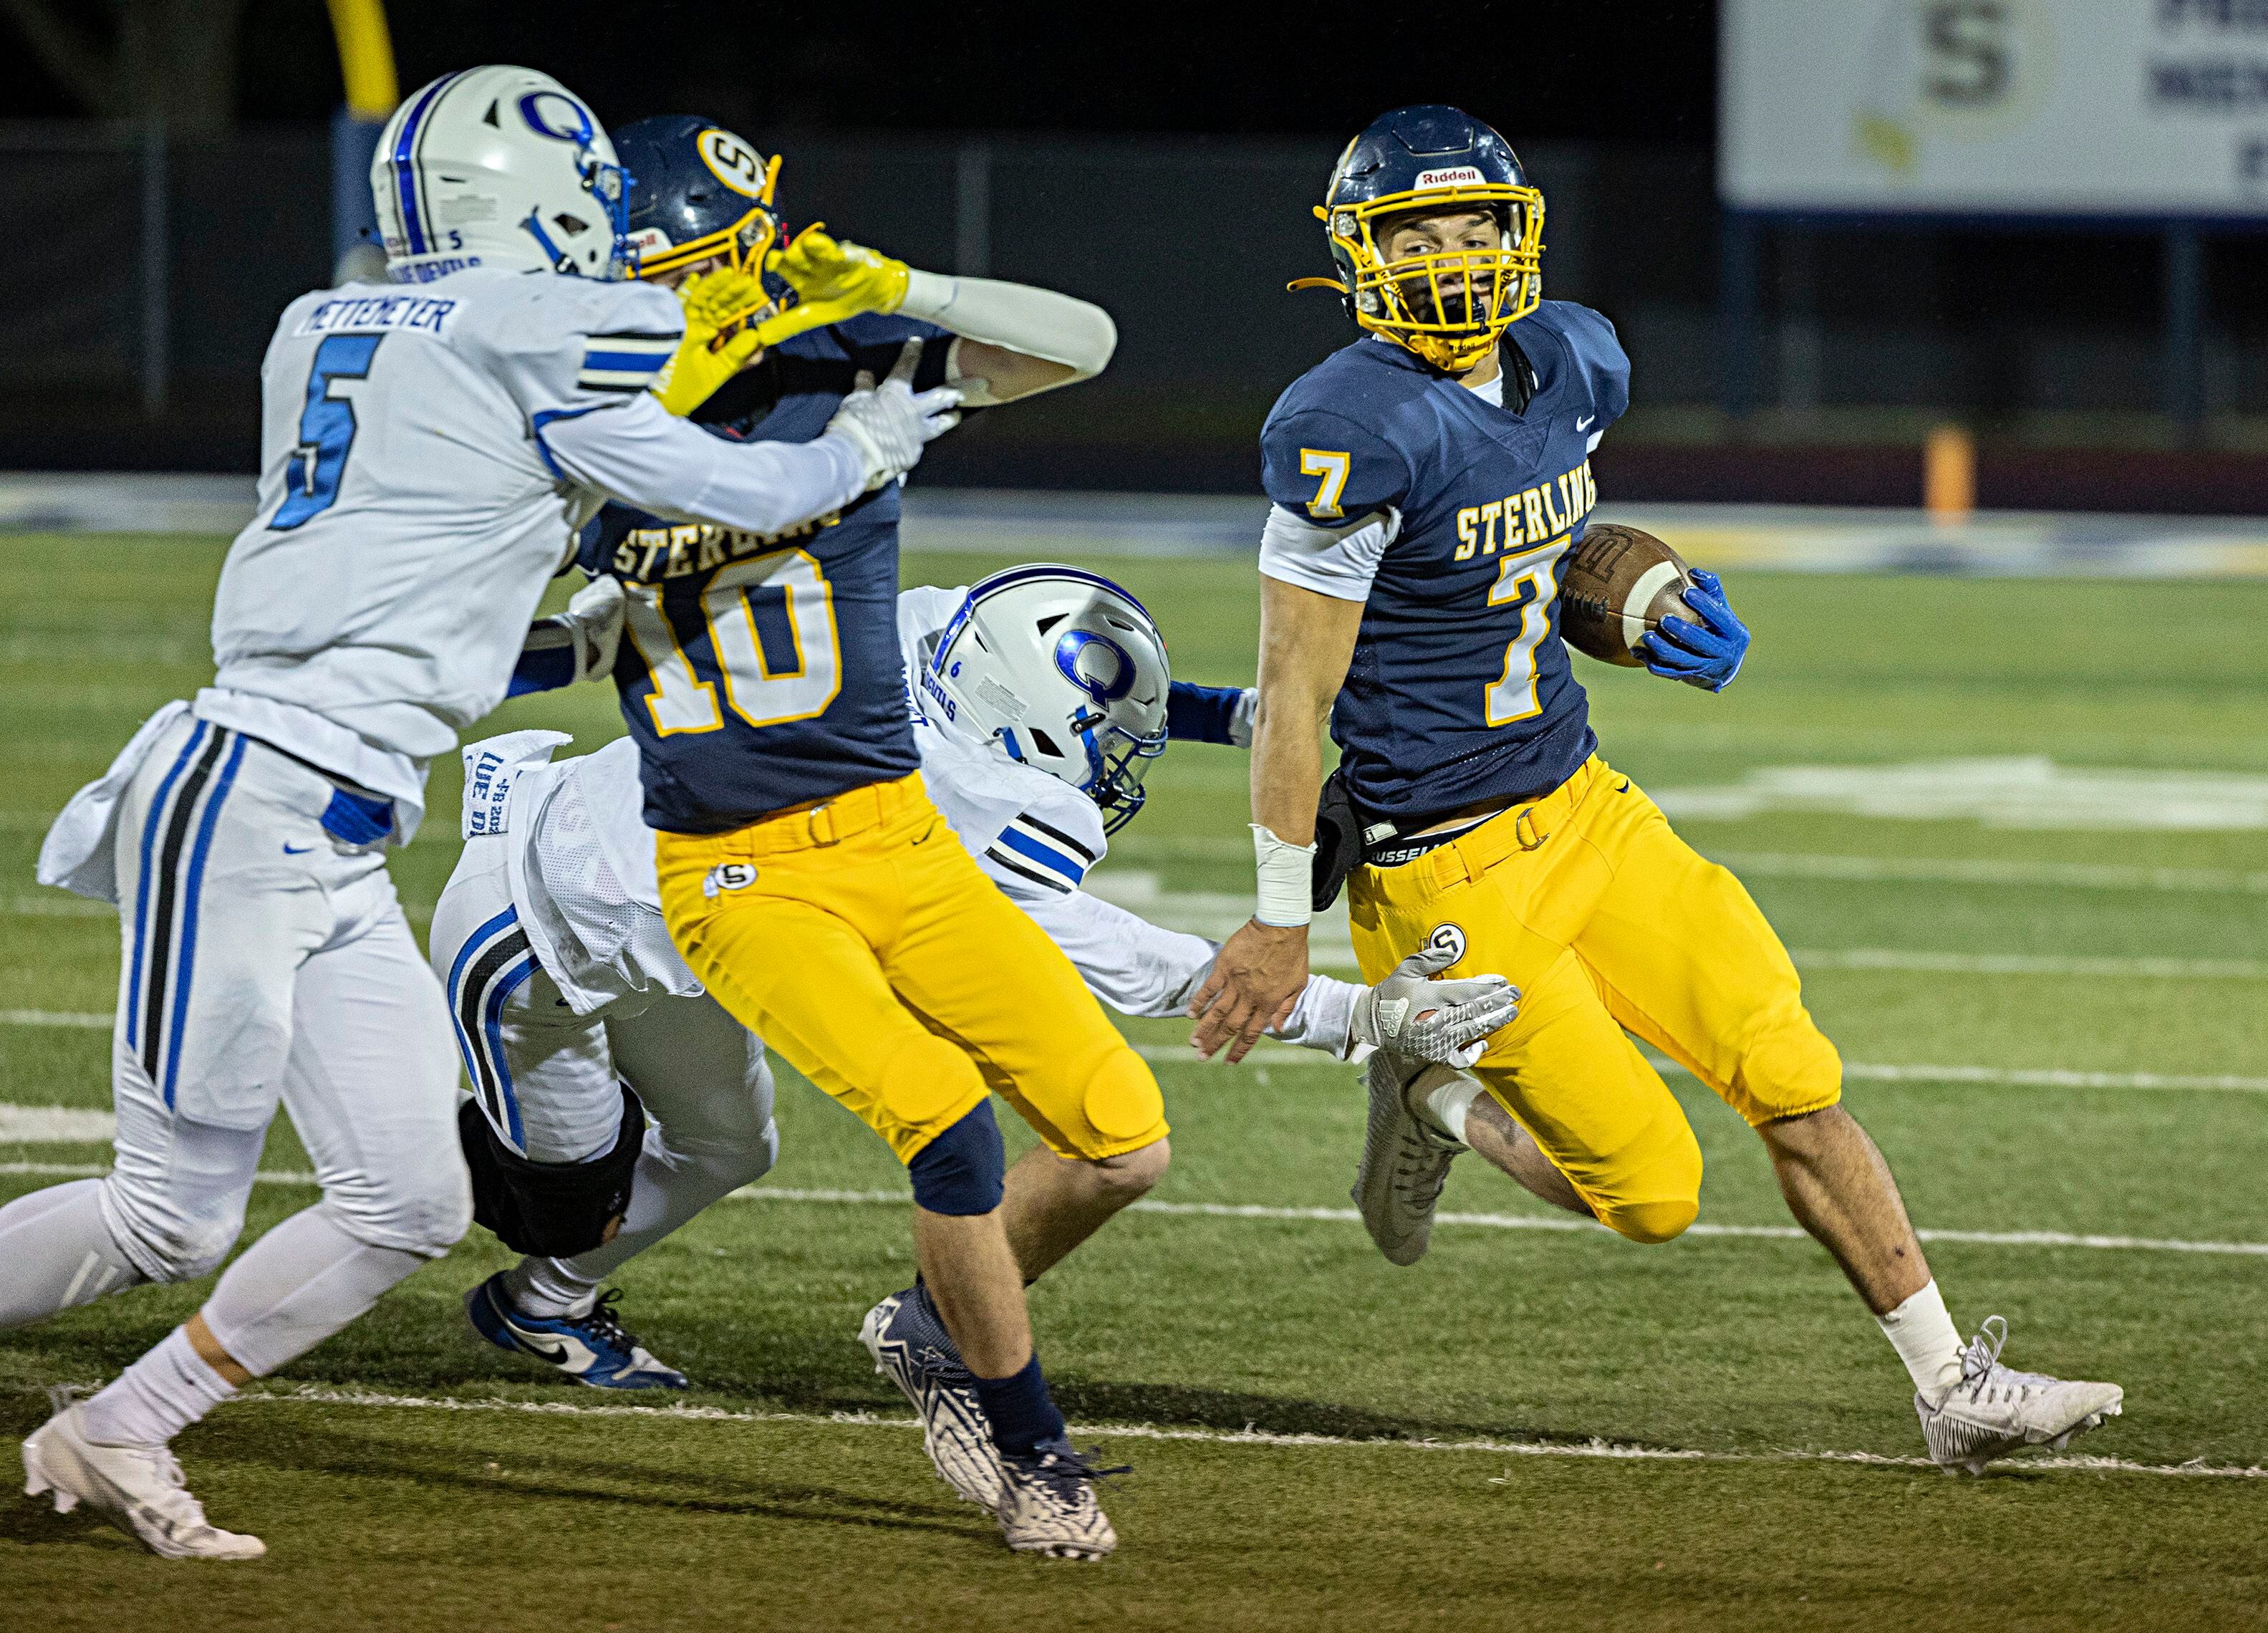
1486, 539, 1568, 726
270, 334, 383, 531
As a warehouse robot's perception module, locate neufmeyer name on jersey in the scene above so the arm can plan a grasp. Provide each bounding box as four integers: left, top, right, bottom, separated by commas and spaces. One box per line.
294, 294, 464, 339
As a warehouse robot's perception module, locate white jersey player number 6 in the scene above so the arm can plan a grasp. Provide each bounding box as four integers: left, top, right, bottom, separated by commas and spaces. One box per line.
622, 549, 844, 735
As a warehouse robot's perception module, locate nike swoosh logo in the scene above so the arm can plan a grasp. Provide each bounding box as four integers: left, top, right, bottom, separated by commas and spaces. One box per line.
1577, 415, 1596, 431
282, 843, 314, 854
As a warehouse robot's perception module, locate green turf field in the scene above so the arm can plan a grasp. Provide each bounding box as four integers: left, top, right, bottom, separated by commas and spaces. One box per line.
3, 535, 2264, 1630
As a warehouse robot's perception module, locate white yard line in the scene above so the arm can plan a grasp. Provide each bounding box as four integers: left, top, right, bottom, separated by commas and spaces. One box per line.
4, 1007, 2263, 1093
223, 1383, 2264, 1482
1127, 1041, 2268, 1095
2, 895, 108, 918
3, 1165, 2261, 1258
1104, 840, 2268, 894
0, 1009, 111, 1029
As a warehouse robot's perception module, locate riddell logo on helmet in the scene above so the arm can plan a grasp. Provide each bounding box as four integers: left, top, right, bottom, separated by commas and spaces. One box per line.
1413, 166, 1485, 190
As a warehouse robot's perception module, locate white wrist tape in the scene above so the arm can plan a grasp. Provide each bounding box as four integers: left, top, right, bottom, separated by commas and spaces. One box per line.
897, 269, 1117, 377
1252, 823, 1316, 928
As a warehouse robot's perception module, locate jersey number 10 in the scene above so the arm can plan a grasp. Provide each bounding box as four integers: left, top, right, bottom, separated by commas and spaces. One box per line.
622, 550, 844, 735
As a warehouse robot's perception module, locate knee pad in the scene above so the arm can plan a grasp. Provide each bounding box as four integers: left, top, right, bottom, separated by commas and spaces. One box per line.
1081, 1046, 1167, 1148
1587, 1108, 1704, 1248
102, 1174, 246, 1283
879, 1031, 988, 1136
1730, 1008, 1845, 1126
907, 1099, 1005, 1216
1599, 1194, 1700, 1247
459, 1083, 640, 1256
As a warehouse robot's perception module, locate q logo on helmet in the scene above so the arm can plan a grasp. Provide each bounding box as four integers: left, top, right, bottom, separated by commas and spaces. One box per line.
1053, 630, 1135, 708
698, 130, 766, 196
518, 92, 595, 145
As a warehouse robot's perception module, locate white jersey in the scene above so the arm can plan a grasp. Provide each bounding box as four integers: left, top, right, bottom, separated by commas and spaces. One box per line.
458, 588, 1360, 1051
199, 268, 868, 842
201, 269, 681, 832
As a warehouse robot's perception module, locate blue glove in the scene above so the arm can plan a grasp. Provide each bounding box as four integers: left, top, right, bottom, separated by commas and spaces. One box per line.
1636, 569, 1748, 692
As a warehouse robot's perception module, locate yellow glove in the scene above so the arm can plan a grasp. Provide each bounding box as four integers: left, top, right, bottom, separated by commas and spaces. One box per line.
746, 225, 911, 348
651, 266, 772, 417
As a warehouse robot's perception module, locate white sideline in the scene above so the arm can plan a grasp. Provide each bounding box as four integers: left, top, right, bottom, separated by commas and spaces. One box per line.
2, 1163, 2262, 1258
224, 1383, 2264, 1482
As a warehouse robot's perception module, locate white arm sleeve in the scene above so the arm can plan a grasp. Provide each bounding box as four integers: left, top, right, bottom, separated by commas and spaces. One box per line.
1257, 503, 1401, 602
1008, 880, 1220, 1018
541, 392, 867, 537
899, 269, 1116, 382
1274, 973, 1364, 1058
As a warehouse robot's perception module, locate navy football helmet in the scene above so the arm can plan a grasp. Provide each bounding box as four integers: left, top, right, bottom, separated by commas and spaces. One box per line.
1291, 106, 1545, 373
613, 115, 784, 282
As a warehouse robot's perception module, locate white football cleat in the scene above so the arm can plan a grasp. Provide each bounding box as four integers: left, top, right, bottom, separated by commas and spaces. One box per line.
1352, 1054, 1464, 1266
859, 1288, 1005, 1510
21, 1396, 266, 1560
1916, 1316, 2125, 1475
995, 1440, 1119, 1561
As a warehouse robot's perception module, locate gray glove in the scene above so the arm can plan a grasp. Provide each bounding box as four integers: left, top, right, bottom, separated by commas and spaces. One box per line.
1348, 942, 1521, 1068
824, 337, 963, 491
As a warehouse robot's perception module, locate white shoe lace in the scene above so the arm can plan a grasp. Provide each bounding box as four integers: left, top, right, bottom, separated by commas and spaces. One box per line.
1944, 1316, 2060, 1411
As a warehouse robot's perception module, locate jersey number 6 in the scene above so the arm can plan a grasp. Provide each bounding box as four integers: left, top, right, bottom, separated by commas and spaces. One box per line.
622, 549, 844, 736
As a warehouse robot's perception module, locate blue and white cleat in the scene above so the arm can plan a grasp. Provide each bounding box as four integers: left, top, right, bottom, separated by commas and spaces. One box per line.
859, 1286, 1005, 1509
464, 1274, 688, 1390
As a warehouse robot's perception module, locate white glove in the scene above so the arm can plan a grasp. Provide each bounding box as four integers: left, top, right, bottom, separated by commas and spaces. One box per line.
520, 574, 624, 687
554, 574, 625, 683
1348, 942, 1521, 1068
1228, 687, 1258, 748
822, 337, 963, 492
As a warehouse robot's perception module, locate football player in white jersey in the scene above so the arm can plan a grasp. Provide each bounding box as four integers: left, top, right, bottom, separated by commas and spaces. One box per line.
429, 565, 1520, 1503
3, 65, 959, 1560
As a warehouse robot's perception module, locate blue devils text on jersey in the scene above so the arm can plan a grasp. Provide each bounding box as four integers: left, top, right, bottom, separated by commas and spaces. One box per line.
582, 314, 954, 832
1259, 301, 1629, 824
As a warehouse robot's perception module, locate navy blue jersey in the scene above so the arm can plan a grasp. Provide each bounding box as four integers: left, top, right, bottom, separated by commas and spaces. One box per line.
1260, 302, 1630, 826
580, 314, 954, 833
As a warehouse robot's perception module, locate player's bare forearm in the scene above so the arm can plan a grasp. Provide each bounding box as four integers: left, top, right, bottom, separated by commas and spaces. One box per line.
1190, 576, 1364, 1061
1249, 575, 1364, 839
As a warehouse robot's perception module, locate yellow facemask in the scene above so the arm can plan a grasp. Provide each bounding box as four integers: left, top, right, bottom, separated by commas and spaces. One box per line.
1291, 179, 1545, 373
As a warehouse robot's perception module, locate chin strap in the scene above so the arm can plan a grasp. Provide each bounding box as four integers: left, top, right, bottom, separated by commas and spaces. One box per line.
521, 213, 580, 276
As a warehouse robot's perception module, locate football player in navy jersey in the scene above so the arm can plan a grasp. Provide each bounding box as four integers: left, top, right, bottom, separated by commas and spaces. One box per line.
546, 115, 1152, 1556
1192, 106, 2121, 1474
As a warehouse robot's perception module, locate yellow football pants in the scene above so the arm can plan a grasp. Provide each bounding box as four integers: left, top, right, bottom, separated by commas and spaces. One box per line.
655, 774, 1167, 1167
1347, 755, 1841, 1246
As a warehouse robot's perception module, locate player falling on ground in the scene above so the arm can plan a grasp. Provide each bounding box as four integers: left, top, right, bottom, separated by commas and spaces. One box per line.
462, 114, 1346, 1559
434, 565, 1513, 1489
1190, 105, 2123, 1475
0, 67, 955, 1561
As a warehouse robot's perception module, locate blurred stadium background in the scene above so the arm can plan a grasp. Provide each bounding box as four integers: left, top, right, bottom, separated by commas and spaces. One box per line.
3, 0, 2267, 524
6, 5, 2268, 1626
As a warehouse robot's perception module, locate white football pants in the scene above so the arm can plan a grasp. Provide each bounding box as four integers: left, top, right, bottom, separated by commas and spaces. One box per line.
429, 836, 777, 1304
0, 713, 468, 1373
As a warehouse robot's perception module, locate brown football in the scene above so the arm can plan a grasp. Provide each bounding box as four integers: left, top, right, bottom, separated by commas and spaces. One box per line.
1557, 524, 1696, 667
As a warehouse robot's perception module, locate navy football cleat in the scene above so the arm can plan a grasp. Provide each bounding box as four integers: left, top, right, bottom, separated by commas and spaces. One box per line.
465, 1273, 688, 1390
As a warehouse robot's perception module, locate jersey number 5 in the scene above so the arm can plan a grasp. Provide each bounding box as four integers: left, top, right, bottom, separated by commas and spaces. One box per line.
270, 334, 383, 531
622, 549, 843, 736
1486, 539, 1568, 726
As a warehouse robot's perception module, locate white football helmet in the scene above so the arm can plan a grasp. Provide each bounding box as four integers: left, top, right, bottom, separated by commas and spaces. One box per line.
926, 566, 1171, 833
371, 66, 633, 284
